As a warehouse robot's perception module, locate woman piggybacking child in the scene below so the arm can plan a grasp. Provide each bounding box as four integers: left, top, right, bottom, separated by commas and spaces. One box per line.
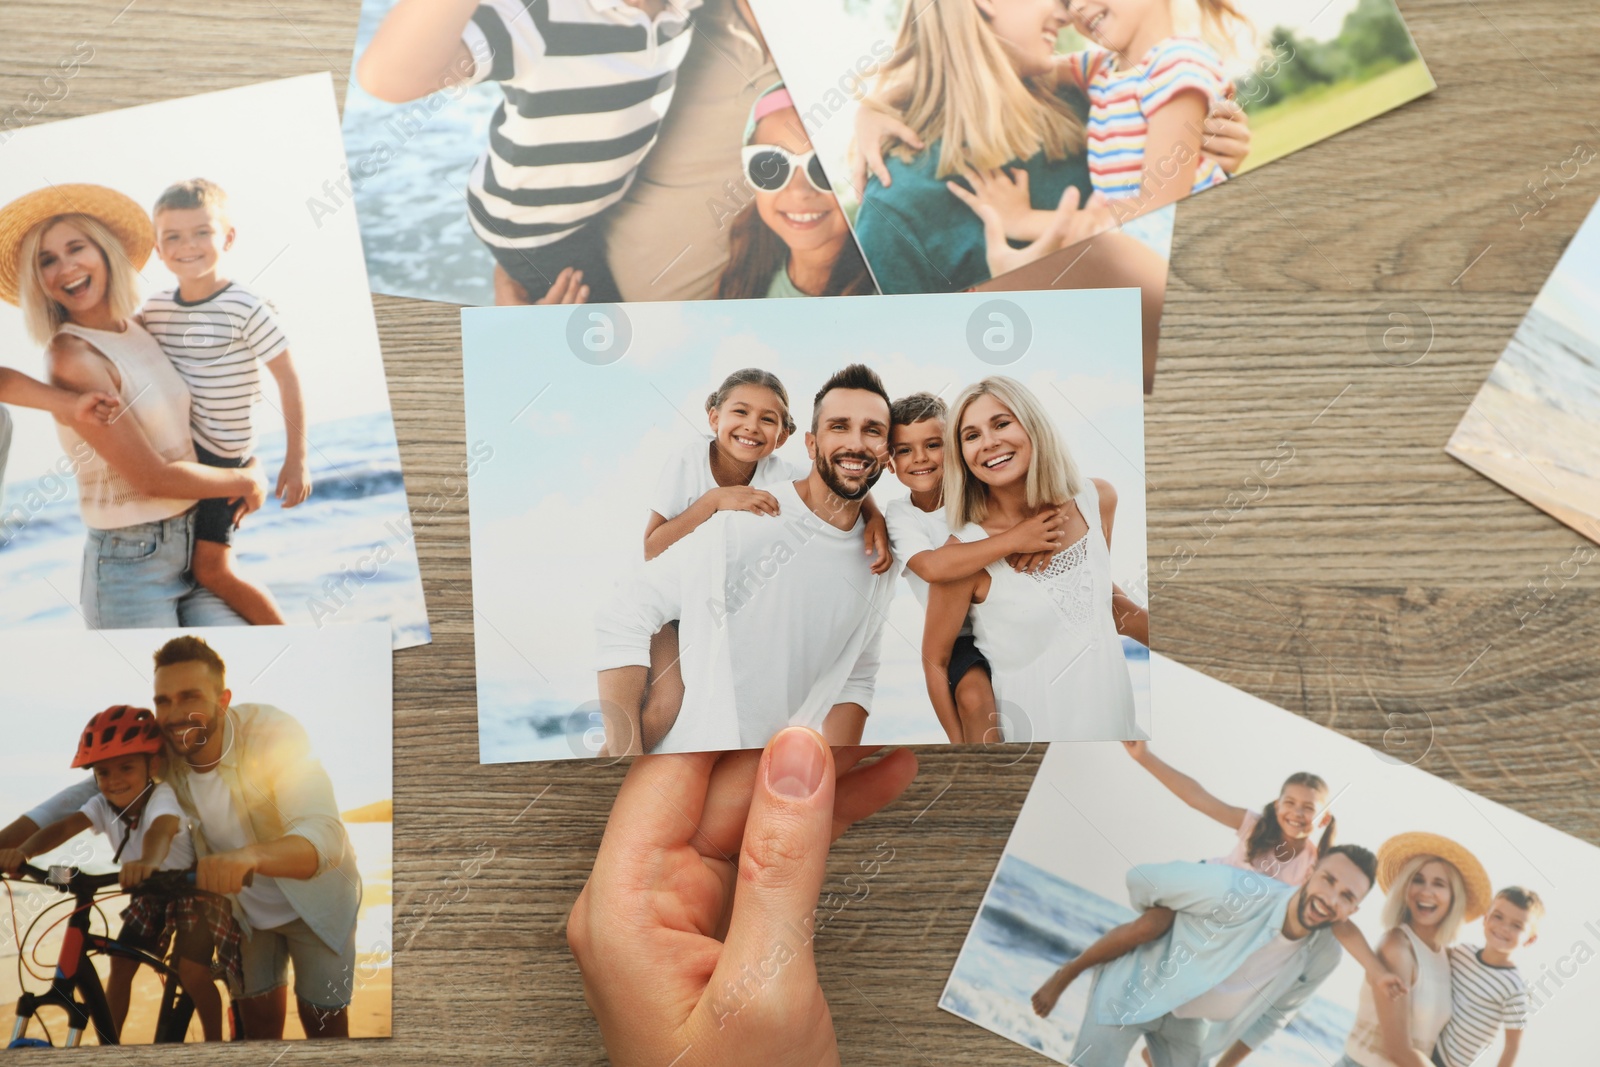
0, 707, 240, 1042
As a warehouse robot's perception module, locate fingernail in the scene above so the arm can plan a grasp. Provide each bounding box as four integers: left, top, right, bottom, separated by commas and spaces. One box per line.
767, 727, 826, 799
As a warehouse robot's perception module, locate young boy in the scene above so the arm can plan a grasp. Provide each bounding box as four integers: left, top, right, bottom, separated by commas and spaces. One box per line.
143, 178, 310, 625
355, 0, 703, 305
0, 707, 234, 1042
1435, 886, 1539, 1067
884, 392, 1069, 743
0, 369, 118, 498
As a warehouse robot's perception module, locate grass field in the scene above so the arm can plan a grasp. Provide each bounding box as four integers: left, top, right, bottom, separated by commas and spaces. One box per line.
1239, 59, 1436, 174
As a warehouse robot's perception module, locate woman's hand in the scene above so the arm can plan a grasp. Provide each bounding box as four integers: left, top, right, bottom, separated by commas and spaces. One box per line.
567, 730, 919, 1067
535, 267, 590, 305
710, 485, 782, 517
851, 104, 923, 193
1121, 739, 1149, 762
950, 185, 1119, 281
229, 457, 270, 528
1203, 94, 1252, 176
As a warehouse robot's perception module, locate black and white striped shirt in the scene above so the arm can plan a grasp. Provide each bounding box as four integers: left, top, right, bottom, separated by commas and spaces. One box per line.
141, 283, 289, 459
461, 0, 701, 251
1436, 944, 1528, 1067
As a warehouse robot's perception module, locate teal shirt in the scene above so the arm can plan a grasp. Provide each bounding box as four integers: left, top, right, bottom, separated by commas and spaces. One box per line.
764, 264, 808, 299
1089, 861, 1344, 1055
853, 89, 1093, 295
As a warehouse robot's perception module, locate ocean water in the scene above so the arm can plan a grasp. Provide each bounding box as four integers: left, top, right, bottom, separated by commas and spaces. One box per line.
939, 854, 1354, 1066
0, 410, 430, 649
340, 0, 500, 306
477, 636, 1151, 764
1488, 306, 1600, 425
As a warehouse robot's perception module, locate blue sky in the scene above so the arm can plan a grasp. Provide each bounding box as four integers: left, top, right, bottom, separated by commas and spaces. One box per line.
1536, 191, 1600, 340
461, 289, 1149, 754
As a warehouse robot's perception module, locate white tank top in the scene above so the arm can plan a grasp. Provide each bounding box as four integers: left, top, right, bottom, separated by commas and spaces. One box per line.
1342, 924, 1454, 1065
53, 321, 196, 530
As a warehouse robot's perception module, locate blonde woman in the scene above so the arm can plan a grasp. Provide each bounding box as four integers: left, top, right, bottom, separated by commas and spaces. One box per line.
850, 0, 1252, 388
0, 185, 264, 627
920, 376, 1146, 742
1337, 833, 1493, 1067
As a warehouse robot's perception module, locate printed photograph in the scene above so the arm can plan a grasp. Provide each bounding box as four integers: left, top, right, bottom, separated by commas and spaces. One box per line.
0, 623, 393, 1045
342, 0, 881, 307
747, 0, 1433, 381
462, 289, 1149, 762
941, 653, 1600, 1066
1447, 189, 1600, 545
0, 74, 430, 648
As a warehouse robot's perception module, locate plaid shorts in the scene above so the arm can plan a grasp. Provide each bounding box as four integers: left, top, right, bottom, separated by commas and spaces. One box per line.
120, 889, 244, 995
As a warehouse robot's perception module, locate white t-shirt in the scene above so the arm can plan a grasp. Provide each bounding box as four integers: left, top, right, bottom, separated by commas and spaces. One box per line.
1172, 932, 1305, 1021
79, 782, 195, 870
651, 437, 808, 523
884, 496, 951, 608
185, 767, 301, 931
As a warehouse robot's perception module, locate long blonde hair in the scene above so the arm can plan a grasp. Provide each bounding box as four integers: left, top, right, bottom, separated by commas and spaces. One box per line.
18, 214, 143, 345
1194, 0, 1250, 49
1381, 855, 1468, 948
944, 376, 1082, 529
864, 0, 1083, 178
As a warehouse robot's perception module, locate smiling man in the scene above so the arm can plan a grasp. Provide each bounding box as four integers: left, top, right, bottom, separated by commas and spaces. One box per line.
1070, 846, 1380, 1067
594, 363, 898, 755
150, 636, 358, 1041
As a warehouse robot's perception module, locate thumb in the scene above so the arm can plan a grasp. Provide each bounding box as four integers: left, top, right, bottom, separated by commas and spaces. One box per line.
718, 727, 835, 998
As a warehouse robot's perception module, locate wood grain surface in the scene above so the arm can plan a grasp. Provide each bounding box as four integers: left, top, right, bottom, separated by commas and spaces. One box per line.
3, 0, 1598, 1062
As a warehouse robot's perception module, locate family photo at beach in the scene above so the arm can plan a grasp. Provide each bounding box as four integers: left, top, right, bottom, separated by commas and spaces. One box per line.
941, 656, 1600, 1066
0, 624, 393, 1045
461, 290, 1149, 762
0, 76, 430, 648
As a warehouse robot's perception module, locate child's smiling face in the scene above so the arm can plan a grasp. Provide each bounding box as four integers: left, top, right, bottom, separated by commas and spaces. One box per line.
154, 205, 234, 283
91, 754, 151, 811
749, 110, 848, 257
1482, 897, 1537, 954
709, 384, 790, 464
890, 418, 946, 495
1066, 0, 1158, 56
1272, 782, 1325, 842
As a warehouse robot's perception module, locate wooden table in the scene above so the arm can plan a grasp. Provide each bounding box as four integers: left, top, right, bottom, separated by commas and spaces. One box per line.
4, 0, 1596, 1061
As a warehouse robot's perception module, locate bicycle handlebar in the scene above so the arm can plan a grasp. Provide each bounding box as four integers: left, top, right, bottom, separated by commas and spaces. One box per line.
2, 864, 251, 893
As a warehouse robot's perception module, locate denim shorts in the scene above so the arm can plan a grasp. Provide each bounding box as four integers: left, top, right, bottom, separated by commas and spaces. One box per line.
239, 916, 357, 1010
80, 509, 247, 629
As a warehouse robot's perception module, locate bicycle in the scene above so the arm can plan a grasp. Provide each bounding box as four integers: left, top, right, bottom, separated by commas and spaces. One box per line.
3, 862, 241, 1047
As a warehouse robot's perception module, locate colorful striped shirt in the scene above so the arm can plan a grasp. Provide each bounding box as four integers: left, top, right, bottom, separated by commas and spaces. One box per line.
1435, 945, 1528, 1067
461, 0, 703, 252
1063, 37, 1229, 207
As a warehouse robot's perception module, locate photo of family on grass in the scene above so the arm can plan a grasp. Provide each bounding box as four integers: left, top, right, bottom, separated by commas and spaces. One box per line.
941, 654, 1600, 1066
1449, 187, 1600, 546
0, 75, 430, 648
0, 623, 393, 1046
461, 289, 1149, 762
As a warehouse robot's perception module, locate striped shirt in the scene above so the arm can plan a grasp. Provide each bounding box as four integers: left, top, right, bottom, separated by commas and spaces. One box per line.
142, 283, 289, 459
1064, 38, 1229, 205
1436, 945, 1528, 1067
461, 0, 702, 251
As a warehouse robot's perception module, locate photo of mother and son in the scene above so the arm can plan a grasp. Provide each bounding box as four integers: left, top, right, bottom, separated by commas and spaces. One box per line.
0, 180, 308, 629
594, 362, 1149, 756
1027, 743, 1541, 1067
0, 637, 360, 1044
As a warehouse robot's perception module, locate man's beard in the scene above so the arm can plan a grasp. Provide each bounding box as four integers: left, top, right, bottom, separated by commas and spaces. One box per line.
815, 448, 883, 502
1297, 890, 1337, 931
166, 703, 222, 759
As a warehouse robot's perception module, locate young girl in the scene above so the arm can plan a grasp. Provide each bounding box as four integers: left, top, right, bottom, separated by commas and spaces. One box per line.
0, 707, 238, 1041
1062, 0, 1242, 218
716, 83, 876, 300
1031, 741, 1403, 1028
636, 368, 891, 749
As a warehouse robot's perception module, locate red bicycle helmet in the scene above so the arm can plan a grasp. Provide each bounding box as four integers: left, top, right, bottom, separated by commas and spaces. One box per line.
71, 705, 163, 769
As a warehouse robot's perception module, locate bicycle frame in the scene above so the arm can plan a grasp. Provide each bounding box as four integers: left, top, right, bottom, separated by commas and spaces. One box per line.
7, 866, 196, 1047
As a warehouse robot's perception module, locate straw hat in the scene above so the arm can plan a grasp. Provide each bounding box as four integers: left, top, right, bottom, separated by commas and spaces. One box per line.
0, 183, 153, 306
1376, 832, 1492, 922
